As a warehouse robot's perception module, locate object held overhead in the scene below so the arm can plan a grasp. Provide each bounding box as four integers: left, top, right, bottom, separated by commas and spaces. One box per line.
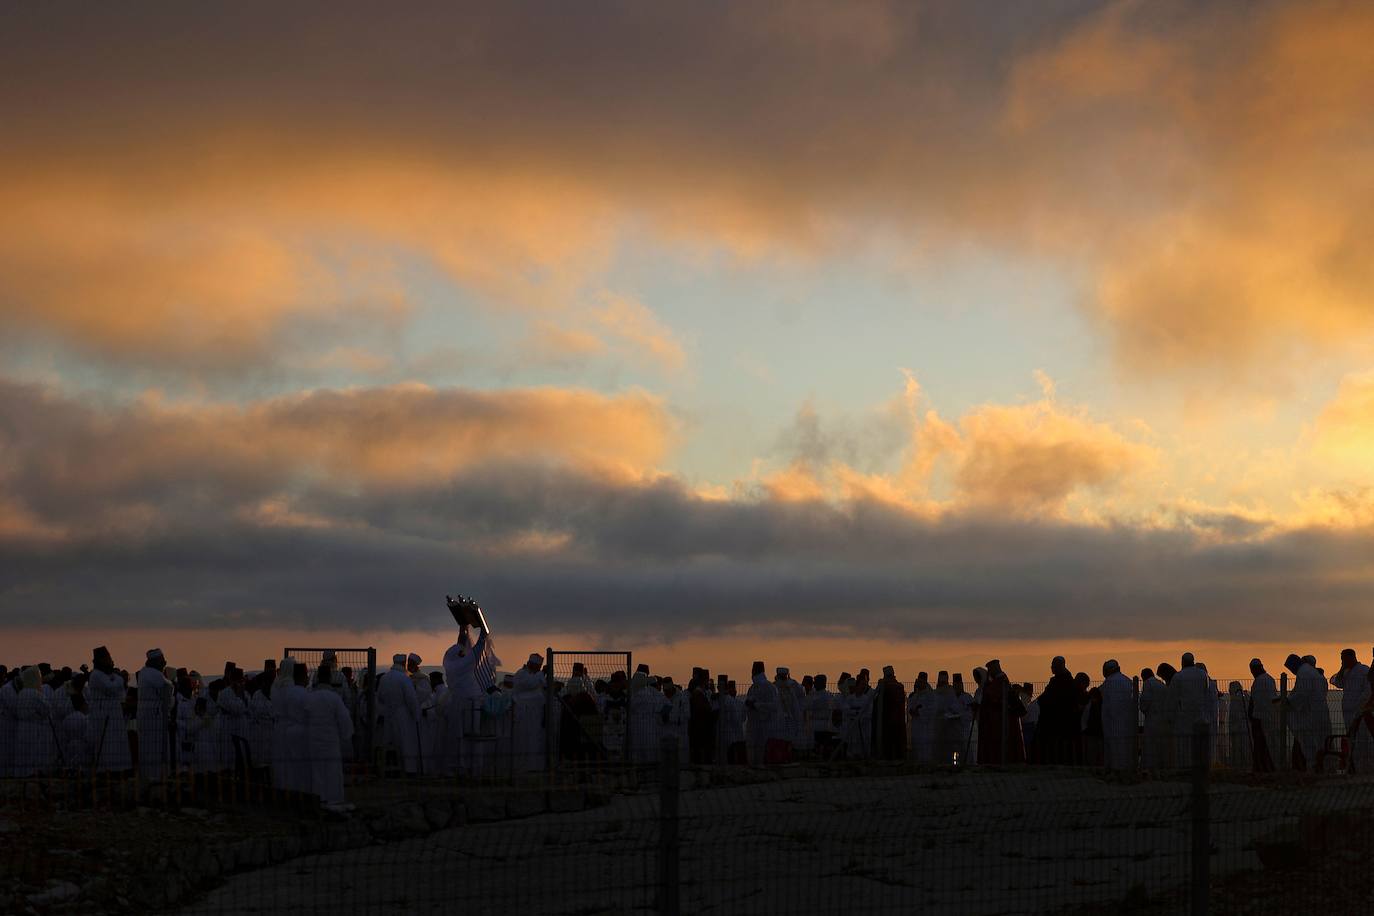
446, 594, 489, 632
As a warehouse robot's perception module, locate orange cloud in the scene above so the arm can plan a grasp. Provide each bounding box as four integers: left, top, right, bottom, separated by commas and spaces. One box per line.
0, 380, 674, 537
1, 2, 1370, 382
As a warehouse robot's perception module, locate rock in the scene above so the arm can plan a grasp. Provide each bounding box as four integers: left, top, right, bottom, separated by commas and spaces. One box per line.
28, 881, 81, 907
465, 793, 505, 823
238, 838, 270, 869
505, 791, 545, 819
423, 801, 452, 830
546, 790, 585, 813
1254, 824, 1306, 870
269, 835, 303, 862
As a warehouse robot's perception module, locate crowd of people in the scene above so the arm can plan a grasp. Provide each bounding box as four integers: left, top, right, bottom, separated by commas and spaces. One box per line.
3, 628, 1373, 812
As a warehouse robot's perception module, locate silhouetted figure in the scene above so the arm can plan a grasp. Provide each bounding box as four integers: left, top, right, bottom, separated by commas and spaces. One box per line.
977, 660, 1025, 764
1035, 657, 1078, 765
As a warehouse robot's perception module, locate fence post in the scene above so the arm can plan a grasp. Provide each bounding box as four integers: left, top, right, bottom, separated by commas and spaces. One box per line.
999, 680, 1008, 765
545, 647, 556, 774
1190, 722, 1210, 916
366, 648, 377, 763
625, 650, 633, 767
1278, 673, 1289, 771
658, 736, 680, 916
1132, 676, 1141, 772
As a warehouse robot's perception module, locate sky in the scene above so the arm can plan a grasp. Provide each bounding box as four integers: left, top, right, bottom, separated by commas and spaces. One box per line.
3, 1, 1374, 680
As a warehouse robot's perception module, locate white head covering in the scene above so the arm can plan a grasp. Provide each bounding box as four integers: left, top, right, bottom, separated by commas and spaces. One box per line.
527, 652, 542, 667
392, 653, 406, 667
146, 648, 164, 662
275, 657, 295, 689
776, 666, 789, 677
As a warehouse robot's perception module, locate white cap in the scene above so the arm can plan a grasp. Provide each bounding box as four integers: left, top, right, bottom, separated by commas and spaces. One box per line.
392, 653, 406, 665
147, 649, 164, 661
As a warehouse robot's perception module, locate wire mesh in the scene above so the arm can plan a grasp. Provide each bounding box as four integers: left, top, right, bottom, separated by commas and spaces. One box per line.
4, 665, 1374, 915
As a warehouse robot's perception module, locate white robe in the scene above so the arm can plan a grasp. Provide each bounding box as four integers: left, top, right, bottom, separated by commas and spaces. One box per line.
720, 693, 746, 748
1139, 676, 1168, 769
248, 689, 274, 770
217, 688, 249, 770
0, 679, 18, 777
271, 683, 309, 790
377, 667, 421, 774
136, 666, 174, 781
745, 674, 780, 765
14, 688, 51, 776
84, 669, 130, 772
1289, 663, 1327, 768
808, 688, 834, 740
1227, 690, 1251, 769
1101, 672, 1135, 770
1331, 662, 1372, 772
512, 667, 546, 772
841, 691, 872, 760
62, 710, 90, 769
1169, 666, 1211, 768
629, 679, 663, 764
304, 687, 353, 804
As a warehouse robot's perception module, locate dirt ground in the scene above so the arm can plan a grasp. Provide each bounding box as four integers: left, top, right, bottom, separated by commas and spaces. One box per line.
176, 767, 1374, 915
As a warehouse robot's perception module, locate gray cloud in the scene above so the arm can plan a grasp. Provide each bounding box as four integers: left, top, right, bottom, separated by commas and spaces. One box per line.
3, 378, 1371, 643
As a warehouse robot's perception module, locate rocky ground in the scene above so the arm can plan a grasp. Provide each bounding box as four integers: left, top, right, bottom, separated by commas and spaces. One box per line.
178, 766, 1374, 915
6, 765, 1374, 915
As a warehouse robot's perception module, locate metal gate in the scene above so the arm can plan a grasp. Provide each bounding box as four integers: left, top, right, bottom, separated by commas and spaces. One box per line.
544, 649, 633, 771
284, 646, 377, 760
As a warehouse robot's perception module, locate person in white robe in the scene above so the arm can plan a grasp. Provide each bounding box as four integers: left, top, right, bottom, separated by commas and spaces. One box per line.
136, 650, 174, 784
1100, 660, 1135, 771
271, 658, 306, 790
46, 672, 74, 766
217, 668, 250, 773
85, 646, 130, 772
907, 673, 932, 763
808, 675, 835, 756
377, 654, 420, 775
775, 668, 802, 753
745, 662, 780, 766
1284, 653, 1325, 771
62, 693, 91, 771
1331, 648, 1372, 773
194, 684, 224, 774
1169, 654, 1210, 768
967, 668, 986, 765
1247, 659, 1279, 771
14, 668, 52, 777
950, 673, 975, 765
719, 680, 747, 764
407, 654, 435, 774
629, 667, 662, 764
248, 676, 274, 776
795, 676, 815, 754
512, 653, 547, 772
304, 663, 354, 808
0, 670, 18, 777
1226, 682, 1251, 769
442, 623, 498, 775
840, 678, 872, 760
1138, 668, 1166, 770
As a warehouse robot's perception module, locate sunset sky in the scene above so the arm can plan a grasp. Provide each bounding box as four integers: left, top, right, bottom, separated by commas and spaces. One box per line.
3, 1, 1373, 679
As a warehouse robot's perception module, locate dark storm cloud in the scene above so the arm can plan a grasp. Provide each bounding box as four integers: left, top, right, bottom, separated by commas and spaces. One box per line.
3, 379, 1372, 642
